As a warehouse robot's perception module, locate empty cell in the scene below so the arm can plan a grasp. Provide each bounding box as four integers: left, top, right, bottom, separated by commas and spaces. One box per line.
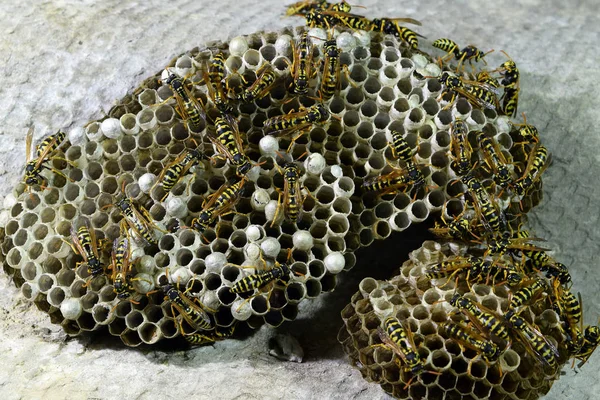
423, 98, 439, 116
366, 57, 382, 73
342, 110, 360, 130
47, 286, 66, 307
345, 87, 364, 106
375, 202, 394, 219
431, 349, 452, 369
392, 98, 410, 116
176, 249, 193, 266
159, 235, 175, 251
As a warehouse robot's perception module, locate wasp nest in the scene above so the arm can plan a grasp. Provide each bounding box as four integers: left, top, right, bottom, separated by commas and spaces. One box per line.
338, 241, 568, 400
1, 25, 539, 347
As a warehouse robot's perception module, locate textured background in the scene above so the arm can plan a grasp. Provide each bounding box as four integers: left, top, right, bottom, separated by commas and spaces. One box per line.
0, 0, 598, 399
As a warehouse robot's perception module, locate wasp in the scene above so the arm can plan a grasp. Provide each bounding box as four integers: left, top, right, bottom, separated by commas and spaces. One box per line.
516, 231, 571, 285
484, 230, 548, 260
272, 161, 308, 226
362, 167, 425, 198
319, 39, 343, 99
438, 72, 500, 110
450, 294, 510, 341
505, 310, 559, 369
512, 143, 548, 197
429, 205, 481, 241
576, 325, 599, 367
112, 193, 160, 245
110, 234, 135, 300
427, 255, 522, 287
208, 116, 253, 176
551, 286, 584, 355
370, 18, 423, 49
285, 0, 351, 16
304, 9, 341, 29
449, 118, 474, 176
495, 51, 520, 117
443, 322, 501, 363
162, 282, 213, 333
163, 73, 205, 129
317, 10, 373, 30
65, 220, 103, 278
385, 131, 426, 192
191, 177, 246, 233
508, 277, 549, 311
476, 132, 512, 188
433, 39, 492, 70
239, 63, 278, 103
460, 174, 507, 235
208, 52, 227, 83
372, 317, 440, 387
289, 32, 316, 95
23, 128, 73, 187
230, 258, 291, 295
264, 103, 329, 150
511, 113, 539, 143
204, 54, 235, 115
185, 323, 237, 346
153, 146, 206, 201
475, 70, 500, 89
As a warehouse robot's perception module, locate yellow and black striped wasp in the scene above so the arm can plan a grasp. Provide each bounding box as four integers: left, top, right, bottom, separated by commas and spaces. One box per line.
289, 32, 316, 95
204, 52, 236, 115
64, 219, 104, 279
319, 38, 343, 99
238, 62, 278, 103
23, 128, 73, 188
230, 258, 292, 296
460, 174, 507, 235
229, 249, 296, 311
153, 143, 206, 201
208, 115, 253, 176
106, 182, 162, 245
511, 113, 539, 144
449, 118, 474, 176
362, 167, 425, 198
433, 38, 493, 71
429, 201, 483, 241
379, 130, 427, 195
516, 231, 571, 286
285, 0, 354, 16
371, 316, 440, 388
505, 309, 560, 370
190, 177, 247, 234
507, 277, 549, 312
443, 322, 501, 363
427, 255, 523, 288
163, 73, 205, 130
437, 72, 500, 110
184, 322, 237, 346
272, 155, 309, 227
552, 286, 584, 355
161, 279, 214, 334
494, 51, 520, 117
450, 293, 510, 342
110, 231, 136, 301
317, 10, 373, 30
264, 103, 330, 150
576, 324, 599, 367
476, 132, 513, 188
512, 143, 549, 197
370, 17, 423, 49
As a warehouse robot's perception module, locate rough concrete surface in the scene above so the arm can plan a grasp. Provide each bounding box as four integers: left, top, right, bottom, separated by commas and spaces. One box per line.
0, 0, 598, 399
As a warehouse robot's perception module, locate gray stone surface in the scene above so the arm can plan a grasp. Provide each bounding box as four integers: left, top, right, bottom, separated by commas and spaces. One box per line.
0, 0, 598, 399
